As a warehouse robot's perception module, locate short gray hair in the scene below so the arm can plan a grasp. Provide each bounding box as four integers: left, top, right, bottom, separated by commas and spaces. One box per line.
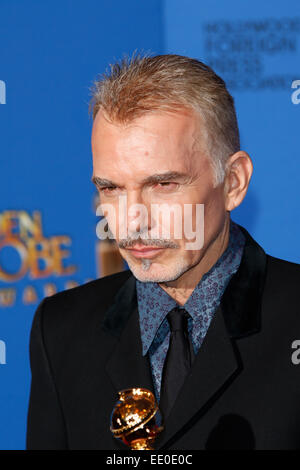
89, 53, 240, 185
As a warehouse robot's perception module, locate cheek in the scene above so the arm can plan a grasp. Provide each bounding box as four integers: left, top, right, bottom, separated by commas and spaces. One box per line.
205, 188, 225, 216
203, 191, 226, 238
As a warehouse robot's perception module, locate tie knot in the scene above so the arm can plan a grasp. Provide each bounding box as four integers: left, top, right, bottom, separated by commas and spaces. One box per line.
167, 307, 189, 332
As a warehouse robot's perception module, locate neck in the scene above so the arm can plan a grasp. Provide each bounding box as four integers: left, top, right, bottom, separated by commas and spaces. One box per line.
158, 216, 231, 305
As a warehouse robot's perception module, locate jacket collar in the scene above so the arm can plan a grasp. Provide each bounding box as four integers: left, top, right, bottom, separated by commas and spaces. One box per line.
221, 224, 267, 338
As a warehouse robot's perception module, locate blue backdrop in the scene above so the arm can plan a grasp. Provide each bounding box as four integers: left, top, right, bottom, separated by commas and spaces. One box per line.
164, 0, 300, 260
0, 0, 299, 449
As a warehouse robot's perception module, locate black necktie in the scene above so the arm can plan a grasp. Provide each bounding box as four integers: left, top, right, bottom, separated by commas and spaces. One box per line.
159, 307, 195, 420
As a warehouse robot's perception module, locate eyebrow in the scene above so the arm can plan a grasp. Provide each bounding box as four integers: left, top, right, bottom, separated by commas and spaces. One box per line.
141, 171, 190, 185
91, 171, 190, 188
91, 176, 117, 187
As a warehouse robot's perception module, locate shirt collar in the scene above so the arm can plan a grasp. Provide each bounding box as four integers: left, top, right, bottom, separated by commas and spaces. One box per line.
136, 219, 246, 355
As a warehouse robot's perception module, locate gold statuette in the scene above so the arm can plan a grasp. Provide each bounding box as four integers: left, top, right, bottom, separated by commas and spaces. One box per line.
110, 388, 163, 450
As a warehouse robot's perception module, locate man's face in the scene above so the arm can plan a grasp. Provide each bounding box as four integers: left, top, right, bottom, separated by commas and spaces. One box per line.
91, 109, 227, 282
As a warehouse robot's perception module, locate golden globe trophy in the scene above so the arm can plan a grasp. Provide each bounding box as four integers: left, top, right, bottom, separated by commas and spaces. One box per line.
110, 388, 163, 450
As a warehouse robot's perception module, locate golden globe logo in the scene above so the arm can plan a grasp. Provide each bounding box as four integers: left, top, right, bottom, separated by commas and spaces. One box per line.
0, 210, 76, 281
0, 210, 78, 307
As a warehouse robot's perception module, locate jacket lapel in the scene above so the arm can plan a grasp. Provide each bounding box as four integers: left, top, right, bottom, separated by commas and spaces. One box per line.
103, 275, 154, 396
221, 224, 267, 338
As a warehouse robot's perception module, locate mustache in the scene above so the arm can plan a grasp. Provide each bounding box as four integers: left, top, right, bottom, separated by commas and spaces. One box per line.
118, 236, 179, 249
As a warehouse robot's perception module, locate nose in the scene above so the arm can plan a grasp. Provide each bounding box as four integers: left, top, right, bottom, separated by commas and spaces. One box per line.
121, 190, 151, 238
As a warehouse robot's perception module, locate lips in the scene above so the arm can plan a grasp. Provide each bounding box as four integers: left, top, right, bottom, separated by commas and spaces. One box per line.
125, 245, 165, 258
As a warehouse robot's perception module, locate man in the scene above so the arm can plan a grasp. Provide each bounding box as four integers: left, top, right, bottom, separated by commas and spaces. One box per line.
27, 54, 300, 450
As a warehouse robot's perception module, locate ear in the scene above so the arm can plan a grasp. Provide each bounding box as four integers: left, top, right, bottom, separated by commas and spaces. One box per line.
224, 151, 253, 212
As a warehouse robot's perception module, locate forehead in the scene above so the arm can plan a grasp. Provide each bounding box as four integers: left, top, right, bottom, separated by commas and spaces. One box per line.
91, 110, 207, 178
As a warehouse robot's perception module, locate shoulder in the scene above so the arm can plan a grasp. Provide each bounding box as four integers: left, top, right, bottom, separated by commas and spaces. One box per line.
265, 255, 300, 289
262, 255, 300, 315
32, 270, 133, 338
45, 269, 132, 311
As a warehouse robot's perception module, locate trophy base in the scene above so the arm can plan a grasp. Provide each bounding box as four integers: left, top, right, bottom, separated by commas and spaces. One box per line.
130, 437, 155, 450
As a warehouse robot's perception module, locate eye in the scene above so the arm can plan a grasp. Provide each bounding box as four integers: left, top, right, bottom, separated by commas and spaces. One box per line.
154, 182, 179, 191
99, 186, 117, 195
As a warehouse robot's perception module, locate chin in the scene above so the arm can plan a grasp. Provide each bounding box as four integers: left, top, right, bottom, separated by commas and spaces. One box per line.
126, 258, 190, 283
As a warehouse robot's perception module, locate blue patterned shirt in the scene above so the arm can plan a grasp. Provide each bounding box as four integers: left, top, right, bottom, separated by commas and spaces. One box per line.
136, 219, 246, 400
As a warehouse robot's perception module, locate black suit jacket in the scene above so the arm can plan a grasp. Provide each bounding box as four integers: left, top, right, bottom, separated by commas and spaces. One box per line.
26, 224, 300, 450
